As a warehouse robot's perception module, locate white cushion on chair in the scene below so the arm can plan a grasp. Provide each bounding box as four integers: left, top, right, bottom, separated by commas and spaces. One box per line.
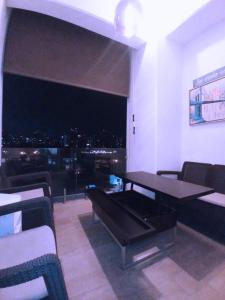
0, 194, 22, 237
198, 192, 225, 207
16, 188, 45, 201
0, 225, 56, 300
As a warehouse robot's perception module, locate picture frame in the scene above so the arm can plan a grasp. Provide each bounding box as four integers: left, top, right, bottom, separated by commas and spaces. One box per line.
189, 76, 225, 125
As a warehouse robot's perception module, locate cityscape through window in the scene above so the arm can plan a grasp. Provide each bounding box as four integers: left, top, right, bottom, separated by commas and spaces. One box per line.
3, 74, 127, 148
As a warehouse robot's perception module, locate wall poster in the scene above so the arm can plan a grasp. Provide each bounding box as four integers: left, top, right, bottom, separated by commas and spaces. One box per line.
190, 76, 225, 125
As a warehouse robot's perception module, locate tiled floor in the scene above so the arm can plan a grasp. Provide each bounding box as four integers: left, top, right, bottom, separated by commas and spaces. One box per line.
54, 199, 225, 300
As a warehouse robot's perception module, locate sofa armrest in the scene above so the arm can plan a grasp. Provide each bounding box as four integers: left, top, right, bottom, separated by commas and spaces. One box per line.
0, 197, 54, 232
7, 171, 52, 188
157, 170, 181, 178
0, 254, 68, 300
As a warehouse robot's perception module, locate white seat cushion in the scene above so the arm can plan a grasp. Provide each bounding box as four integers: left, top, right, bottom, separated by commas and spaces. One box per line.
16, 188, 45, 201
0, 225, 56, 300
0, 194, 22, 237
198, 192, 225, 208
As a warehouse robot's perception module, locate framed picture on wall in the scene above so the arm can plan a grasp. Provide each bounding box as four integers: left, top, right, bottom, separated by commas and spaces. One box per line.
190, 76, 225, 125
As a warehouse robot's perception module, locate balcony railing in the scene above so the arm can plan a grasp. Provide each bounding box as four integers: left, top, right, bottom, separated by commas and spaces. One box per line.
2, 148, 126, 199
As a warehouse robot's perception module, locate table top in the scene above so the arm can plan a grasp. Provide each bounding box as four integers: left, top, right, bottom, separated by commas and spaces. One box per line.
116, 171, 214, 201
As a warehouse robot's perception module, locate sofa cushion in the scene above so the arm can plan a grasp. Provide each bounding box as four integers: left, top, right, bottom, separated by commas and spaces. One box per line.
198, 192, 225, 208
0, 225, 56, 300
206, 164, 225, 194
0, 193, 22, 237
181, 161, 212, 185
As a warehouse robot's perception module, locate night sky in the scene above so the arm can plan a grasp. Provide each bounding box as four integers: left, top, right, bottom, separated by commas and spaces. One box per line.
3, 74, 127, 139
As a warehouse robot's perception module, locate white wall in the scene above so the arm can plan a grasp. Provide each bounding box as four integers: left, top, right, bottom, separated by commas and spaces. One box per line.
181, 19, 225, 165
0, 1, 10, 163
155, 39, 182, 171
128, 12, 225, 175
127, 43, 157, 172
127, 37, 182, 173
2, 0, 225, 172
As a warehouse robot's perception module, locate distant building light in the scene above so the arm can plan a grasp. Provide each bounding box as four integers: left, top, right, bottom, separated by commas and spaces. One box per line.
20, 151, 26, 155
89, 150, 113, 155
33, 150, 39, 155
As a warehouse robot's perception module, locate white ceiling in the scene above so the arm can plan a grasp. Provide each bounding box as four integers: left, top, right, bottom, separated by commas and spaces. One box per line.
6, 0, 144, 48
6, 0, 225, 47
168, 0, 225, 44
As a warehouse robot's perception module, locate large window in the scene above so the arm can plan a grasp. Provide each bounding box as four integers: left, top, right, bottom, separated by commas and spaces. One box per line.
3, 74, 127, 148
2, 74, 127, 197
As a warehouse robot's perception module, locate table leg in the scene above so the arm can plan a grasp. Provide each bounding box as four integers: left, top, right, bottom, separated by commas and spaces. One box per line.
122, 179, 126, 191
92, 210, 99, 223
121, 246, 127, 269
63, 188, 67, 203
173, 226, 177, 241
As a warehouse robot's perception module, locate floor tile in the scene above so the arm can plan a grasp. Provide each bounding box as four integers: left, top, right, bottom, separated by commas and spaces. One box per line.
54, 199, 225, 300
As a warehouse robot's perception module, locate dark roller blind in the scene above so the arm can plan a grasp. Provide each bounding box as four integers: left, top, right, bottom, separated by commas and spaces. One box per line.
4, 9, 130, 96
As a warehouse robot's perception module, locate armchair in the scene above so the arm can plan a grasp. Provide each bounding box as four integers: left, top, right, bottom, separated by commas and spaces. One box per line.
0, 163, 52, 194
0, 197, 68, 300
157, 161, 212, 186
0, 161, 54, 230
0, 183, 53, 231
7, 171, 52, 190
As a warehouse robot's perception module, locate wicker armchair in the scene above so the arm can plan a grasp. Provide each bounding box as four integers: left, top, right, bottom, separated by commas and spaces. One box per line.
0, 197, 68, 300
0, 164, 52, 194
6, 171, 52, 190
0, 183, 53, 231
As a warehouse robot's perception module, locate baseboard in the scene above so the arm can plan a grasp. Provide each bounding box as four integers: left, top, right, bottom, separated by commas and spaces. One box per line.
53, 193, 85, 203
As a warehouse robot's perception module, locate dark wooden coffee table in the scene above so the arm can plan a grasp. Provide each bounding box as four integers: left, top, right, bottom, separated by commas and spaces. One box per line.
115, 171, 214, 201
88, 188, 177, 269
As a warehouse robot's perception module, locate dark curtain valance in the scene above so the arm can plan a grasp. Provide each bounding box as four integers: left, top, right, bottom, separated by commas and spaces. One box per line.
4, 9, 130, 96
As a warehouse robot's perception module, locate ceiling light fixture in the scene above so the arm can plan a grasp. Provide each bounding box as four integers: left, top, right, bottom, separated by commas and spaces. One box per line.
114, 0, 142, 38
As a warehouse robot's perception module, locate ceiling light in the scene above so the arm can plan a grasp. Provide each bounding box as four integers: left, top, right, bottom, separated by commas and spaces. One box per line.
114, 0, 142, 38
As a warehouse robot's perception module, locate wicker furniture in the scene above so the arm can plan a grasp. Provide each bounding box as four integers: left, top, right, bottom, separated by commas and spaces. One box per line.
157, 161, 212, 185
0, 162, 54, 231
0, 196, 68, 300
0, 183, 53, 231
0, 163, 52, 189
157, 162, 225, 243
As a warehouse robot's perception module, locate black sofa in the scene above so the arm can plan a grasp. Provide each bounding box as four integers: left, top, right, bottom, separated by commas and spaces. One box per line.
157, 161, 225, 243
